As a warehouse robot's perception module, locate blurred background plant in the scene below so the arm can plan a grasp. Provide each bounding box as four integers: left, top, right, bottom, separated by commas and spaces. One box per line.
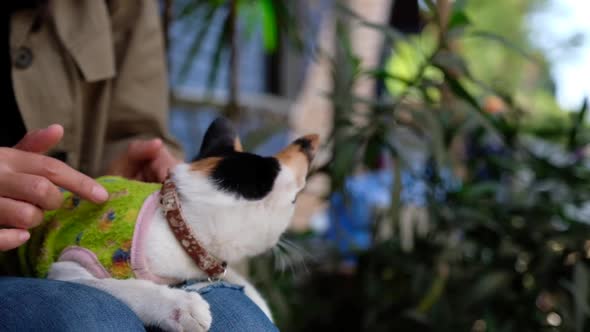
163, 0, 590, 331
165, 0, 301, 120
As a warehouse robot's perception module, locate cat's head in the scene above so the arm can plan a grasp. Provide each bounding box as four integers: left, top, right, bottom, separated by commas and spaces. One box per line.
174, 117, 319, 262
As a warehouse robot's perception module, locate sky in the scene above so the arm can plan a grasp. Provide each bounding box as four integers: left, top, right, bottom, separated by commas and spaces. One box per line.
528, 0, 590, 110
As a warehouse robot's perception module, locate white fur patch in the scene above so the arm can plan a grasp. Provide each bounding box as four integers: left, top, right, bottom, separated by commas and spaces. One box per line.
145, 163, 298, 279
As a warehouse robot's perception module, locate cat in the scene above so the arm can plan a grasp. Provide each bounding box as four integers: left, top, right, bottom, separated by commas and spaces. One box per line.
28, 117, 318, 331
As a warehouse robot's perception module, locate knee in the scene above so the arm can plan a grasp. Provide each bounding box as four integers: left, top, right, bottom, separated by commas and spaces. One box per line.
197, 283, 279, 332
0, 278, 144, 332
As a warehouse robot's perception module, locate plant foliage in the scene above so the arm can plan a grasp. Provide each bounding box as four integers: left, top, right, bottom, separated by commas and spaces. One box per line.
249, 1, 590, 331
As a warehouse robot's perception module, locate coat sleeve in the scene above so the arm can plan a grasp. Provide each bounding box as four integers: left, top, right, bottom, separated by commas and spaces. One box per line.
100, 0, 183, 174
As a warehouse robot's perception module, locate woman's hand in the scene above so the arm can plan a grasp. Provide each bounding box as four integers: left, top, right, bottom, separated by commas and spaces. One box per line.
0, 125, 109, 251
107, 139, 181, 183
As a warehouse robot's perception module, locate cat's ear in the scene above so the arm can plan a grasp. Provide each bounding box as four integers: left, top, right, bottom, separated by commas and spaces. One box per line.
275, 134, 320, 185
195, 117, 243, 160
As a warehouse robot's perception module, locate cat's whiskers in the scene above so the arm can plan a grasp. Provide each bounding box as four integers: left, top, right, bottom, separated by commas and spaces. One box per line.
272, 237, 311, 275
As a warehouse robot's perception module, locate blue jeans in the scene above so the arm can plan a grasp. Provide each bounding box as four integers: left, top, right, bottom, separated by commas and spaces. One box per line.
0, 278, 278, 332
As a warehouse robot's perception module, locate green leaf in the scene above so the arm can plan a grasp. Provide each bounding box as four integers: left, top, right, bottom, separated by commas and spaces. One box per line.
176, 1, 208, 19
468, 271, 512, 304
416, 272, 447, 313
433, 50, 469, 78
442, 72, 479, 109
239, 0, 261, 40
363, 69, 414, 86
177, 4, 220, 83
566, 263, 590, 332
335, 3, 405, 43
412, 109, 447, 168
467, 30, 537, 63
459, 182, 501, 200
331, 135, 361, 192
259, 0, 278, 52
448, 10, 471, 30
206, 8, 233, 90
390, 155, 403, 228
567, 97, 588, 150
271, 0, 304, 51
422, 0, 437, 15
437, 67, 503, 140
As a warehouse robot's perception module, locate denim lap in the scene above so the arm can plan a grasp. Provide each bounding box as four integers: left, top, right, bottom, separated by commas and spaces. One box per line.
185, 281, 279, 332
1, 277, 279, 332
0, 277, 144, 332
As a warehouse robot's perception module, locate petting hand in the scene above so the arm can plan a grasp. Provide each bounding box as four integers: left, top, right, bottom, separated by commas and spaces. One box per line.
107, 139, 181, 183
0, 125, 109, 251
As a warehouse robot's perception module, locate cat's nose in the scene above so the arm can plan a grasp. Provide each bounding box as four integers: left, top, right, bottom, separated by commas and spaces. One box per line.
293, 134, 320, 163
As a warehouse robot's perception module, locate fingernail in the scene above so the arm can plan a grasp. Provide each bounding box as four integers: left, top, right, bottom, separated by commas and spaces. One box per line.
92, 185, 109, 202
46, 124, 64, 135
20, 231, 30, 241
38, 124, 55, 133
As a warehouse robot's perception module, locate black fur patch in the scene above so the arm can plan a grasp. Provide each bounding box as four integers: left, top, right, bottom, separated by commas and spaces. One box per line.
210, 152, 281, 200
293, 137, 314, 163
195, 117, 239, 160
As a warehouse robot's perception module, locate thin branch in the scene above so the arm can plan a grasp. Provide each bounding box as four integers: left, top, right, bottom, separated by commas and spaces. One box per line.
226, 0, 240, 121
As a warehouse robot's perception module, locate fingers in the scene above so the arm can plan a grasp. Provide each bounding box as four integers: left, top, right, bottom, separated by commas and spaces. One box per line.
0, 197, 43, 229
146, 149, 180, 182
0, 173, 63, 210
107, 139, 180, 183
0, 229, 30, 252
156, 162, 169, 183
7, 151, 108, 203
107, 139, 163, 179
14, 124, 64, 153
127, 139, 163, 163
156, 154, 176, 182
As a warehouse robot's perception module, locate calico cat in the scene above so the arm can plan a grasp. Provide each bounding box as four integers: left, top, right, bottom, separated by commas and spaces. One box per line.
28, 117, 318, 331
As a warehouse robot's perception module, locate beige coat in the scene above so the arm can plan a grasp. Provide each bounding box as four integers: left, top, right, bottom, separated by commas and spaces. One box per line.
10, 0, 182, 177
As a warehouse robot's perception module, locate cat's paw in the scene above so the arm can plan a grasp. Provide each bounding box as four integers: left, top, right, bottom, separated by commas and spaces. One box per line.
157, 288, 212, 332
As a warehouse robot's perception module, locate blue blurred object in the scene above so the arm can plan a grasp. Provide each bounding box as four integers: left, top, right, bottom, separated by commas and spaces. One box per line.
325, 167, 427, 266
323, 163, 458, 266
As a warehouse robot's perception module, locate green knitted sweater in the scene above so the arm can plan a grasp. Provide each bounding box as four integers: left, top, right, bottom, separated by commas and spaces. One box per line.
19, 176, 161, 278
